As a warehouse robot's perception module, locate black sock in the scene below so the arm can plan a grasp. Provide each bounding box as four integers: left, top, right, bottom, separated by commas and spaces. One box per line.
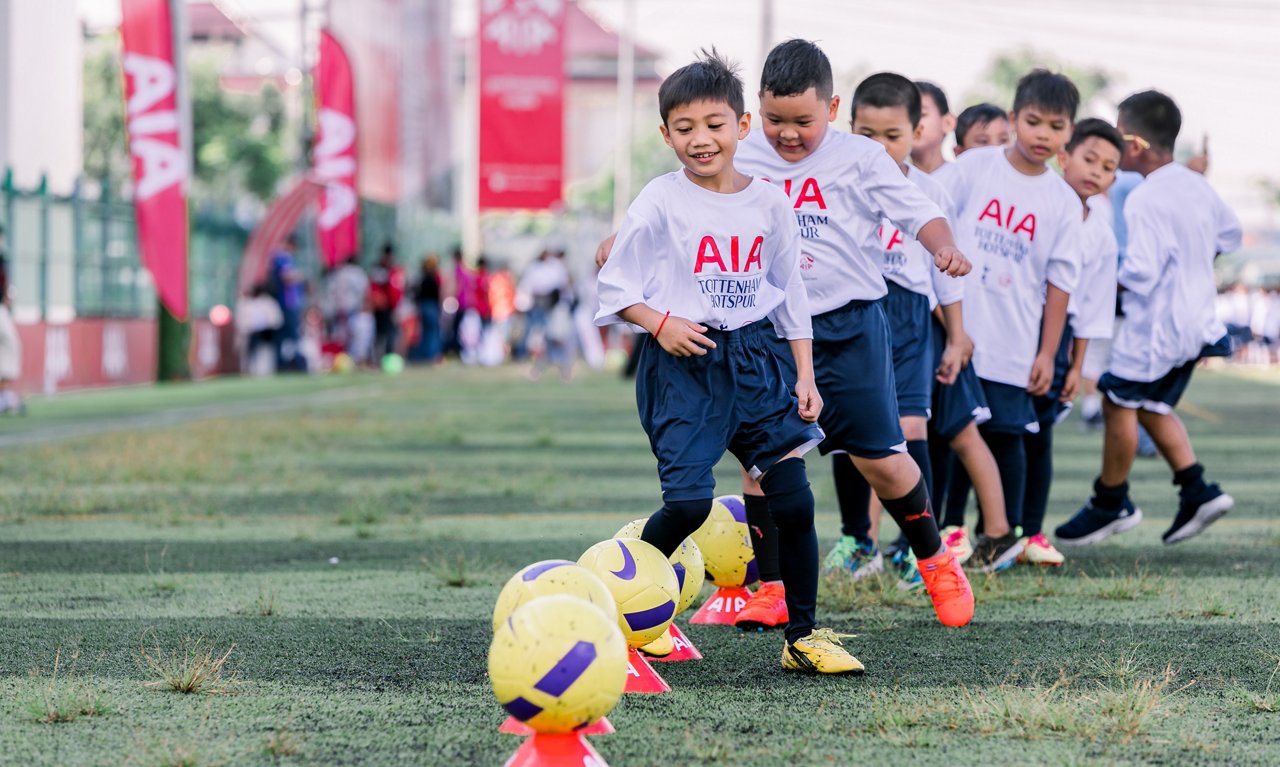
982, 428, 1026, 530
641, 498, 712, 558
744, 494, 781, 582
761, 458, 818, 644
1092, 477, 1129, 512
1022, 426, 1053, 537
929, 438, 955, 525
831, 455, 872, 544
1172, 463, 1208, 499
906, 439, 934, 498
946, 461, 974, 531
880, 477, 942, 560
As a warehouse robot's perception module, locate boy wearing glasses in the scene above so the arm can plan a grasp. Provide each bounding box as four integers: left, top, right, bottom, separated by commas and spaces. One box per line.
1055, 91, 1241, 546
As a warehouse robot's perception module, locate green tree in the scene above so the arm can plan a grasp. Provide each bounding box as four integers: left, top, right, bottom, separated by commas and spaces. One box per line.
82, 36, 131, 192
965, 48, 1112, 111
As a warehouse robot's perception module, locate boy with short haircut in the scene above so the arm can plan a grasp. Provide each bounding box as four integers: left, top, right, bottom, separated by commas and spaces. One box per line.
594, 50, 862, 674
954, 103, 1011, 156
1017, 118, 1124, 565
909, 81, 954, 174
833, 72, 1020, 574
938, 69, 1083, 545
1055, 91, 1240, 546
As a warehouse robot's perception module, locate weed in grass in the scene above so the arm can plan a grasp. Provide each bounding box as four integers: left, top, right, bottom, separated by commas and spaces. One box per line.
1229, 652, 1280, 713
1084, 567, 1164, 601
264, 727, 300, 759
138, 634, 236, 695
819, 570, 924, 612
145, 545, 183, 593
439, 552, 470, 588
1090, 645, 1145, 684
25, 647, 110, 724
237, 587, 277, 617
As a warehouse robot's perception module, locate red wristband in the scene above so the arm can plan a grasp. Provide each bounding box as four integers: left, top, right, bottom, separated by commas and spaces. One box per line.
654, 311, 671, 337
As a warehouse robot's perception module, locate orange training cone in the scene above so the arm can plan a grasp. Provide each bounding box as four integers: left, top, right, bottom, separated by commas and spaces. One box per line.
689, 586, 754, 625
648, 623, 702, 662
503, 732, 610, 767
624, 647, 671, 693
498, 716, 615, 736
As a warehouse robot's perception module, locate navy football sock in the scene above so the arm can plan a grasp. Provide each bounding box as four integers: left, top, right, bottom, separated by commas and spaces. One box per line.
929, 438, 955, 525
831, 455, 872, 544
906, 439, 934, 498
641, 498, 712, 558
1173, 462, 1208, 500
1022, 425, 1054, 537
881, 477, 942, 560
946, 462, 974, 532
761, 458, 818, 643
1092, 477, 1129, 512
982, 428, 1026, 530
744, 493, 782, 582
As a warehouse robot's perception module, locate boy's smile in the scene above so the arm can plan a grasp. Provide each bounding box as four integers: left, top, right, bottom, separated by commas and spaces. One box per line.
661, 99, 751, 190
758, 87, 839, 162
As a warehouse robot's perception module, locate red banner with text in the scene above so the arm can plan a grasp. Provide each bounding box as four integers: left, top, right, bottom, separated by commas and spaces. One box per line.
478, 0, 565, 210
120, 0, 189, 320
314, 29, 360, 267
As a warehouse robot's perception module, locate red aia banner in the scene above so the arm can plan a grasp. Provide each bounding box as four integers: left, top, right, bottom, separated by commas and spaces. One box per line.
314, 29, 360, 267
478, 0, 566, 210
120, 0, 189, 320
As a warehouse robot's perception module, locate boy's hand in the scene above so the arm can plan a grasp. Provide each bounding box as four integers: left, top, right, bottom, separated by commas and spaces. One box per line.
1027, 352, 1055, 396
1060, 368, 1082, 403
933, 246, 972, 278
795, 377, 823, 422
656, 316, 716, 357
936, 334, 974, 385
594, 234, 617, 269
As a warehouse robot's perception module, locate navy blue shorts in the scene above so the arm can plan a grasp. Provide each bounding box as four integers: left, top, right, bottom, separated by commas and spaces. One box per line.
636, 321, 825, 502
1033, 328, 1074, 427
770, 299, 906, 458
1098, 336, 1229, 415
929, 317, 991, 441
978, 378, 1039, 434
883, 282, 933, 418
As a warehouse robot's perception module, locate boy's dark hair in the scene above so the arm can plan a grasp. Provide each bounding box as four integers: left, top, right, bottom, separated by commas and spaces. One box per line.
659, 48, 744, 124
1117, 90, 1180, 152
1012, 69, 1079, 120
914, 81, 949, 116
760, 39, 833, 101
1066, 117, 1124, 156
851, 72, 921, 127
955, 103, 1007, 146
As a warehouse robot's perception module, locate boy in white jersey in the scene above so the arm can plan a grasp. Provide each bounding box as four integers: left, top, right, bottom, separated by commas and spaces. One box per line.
835, 72, 1021, 575
1056, 91, 1240, 546
909, 81, 954, 175
1018, 119, 1124, 566
954, 104, 1011, 156
594, 51, 862, 675
939, 70, 1082, 544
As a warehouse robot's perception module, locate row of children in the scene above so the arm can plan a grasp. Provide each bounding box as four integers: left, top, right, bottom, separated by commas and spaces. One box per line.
592, 39, 1239, 674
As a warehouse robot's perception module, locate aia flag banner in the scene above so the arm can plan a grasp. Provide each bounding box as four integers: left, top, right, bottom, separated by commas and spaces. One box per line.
478, 0, 566, 210
120, 0, 189, 320
314, 29, 359, 267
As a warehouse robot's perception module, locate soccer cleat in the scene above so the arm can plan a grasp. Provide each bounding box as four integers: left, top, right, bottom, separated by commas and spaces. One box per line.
734, 581, 789, 631
918, 548, 974, 627
637, 627, 675, 658
822, 535, 861, 573
1055, 498, 1143, 547
941, 526, 974, 565
781, 628, 865, 675
847, 545, 884, 580
967, 532, 1024, 573
1018, 533, 1064, 566
890, 548, 923, 590
1163, 485, 1233, 545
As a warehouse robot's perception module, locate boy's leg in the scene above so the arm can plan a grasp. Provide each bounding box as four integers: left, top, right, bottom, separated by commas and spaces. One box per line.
759, 456, 819, 644
1022, 425, 1053, 538
949, 423, 1009, 538
1055, 394, 1144, 545
822, 455, 884, 577
1138, 409, 1233, 544
946, 462, 974, 533
929, 435, 954, 523
736, 471, 790, 631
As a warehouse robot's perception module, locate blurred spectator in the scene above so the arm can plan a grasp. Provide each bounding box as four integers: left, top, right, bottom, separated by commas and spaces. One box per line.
444, 248, 472, 357
412, 254, 443, 363
368, 242, 406, 363
326, 254, 369, 352
267, 233, 307, 372
235, 282, 284, 376
517, 249, 570, 359
0, 222, 23, 414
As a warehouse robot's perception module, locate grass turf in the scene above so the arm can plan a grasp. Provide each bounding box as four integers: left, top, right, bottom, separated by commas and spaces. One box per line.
1, 365, 1278, 766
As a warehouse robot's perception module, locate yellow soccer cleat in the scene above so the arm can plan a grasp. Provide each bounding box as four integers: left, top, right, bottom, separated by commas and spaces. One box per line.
781, 628, 865, 675
637, 626, 675, 658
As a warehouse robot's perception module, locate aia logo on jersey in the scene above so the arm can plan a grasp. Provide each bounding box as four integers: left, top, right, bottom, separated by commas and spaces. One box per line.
977, 199, 1037, 241
761, 177, 827, 209
800, 253, 815, 271
694, 235, 764, 274
878, 225, 905, 251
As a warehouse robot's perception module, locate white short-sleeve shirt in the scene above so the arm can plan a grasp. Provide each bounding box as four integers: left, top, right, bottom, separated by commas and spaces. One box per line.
594, 171, 812, 340
1068, 197, 1119, 341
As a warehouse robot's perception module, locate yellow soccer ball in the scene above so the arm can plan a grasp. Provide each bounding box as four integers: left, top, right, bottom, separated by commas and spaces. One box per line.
577, 538, 679, 648
492, 560, 617, 633
690, 495, 759, 588
614, 518, 705, 616
489, 595, 627, 733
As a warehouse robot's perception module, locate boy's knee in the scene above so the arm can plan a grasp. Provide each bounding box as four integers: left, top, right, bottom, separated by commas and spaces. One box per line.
855, 452, 918, 498
658, 498, 713, 528
900, 416, 928, 441
760, 457, 813, 526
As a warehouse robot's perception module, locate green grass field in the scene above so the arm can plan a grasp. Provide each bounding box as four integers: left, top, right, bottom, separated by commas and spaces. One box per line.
1, 366, 1278, 766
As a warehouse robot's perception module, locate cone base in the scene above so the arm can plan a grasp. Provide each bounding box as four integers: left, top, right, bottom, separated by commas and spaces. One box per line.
689, 586, 754, 625
624, 647, 671, 693
647, 623, 703, 662
503, 732, 609, 767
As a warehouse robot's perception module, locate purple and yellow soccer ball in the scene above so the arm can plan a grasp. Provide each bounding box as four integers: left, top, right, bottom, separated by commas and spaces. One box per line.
577, 538, 679, 648
614, 518, 705, 616
492, 560, 617, 633
488, 595, 627, 733
690, 495, 759, 588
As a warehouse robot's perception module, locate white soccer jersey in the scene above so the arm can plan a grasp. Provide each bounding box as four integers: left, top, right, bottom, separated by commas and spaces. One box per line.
594, 171, 812, 340
1109, 163, 1242, 382
875, 165, 966, 309
735, 127, 946, 314
941, 146, 1083, 387
1069, 197, 1119, 341
929, 160, 958, 188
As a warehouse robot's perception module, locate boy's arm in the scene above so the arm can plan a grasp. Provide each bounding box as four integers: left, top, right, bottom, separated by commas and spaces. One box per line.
1060, 337, 1089, 402
787, 338, 822, 423
617, 304, 716, 357
916, 219, 971, 278
1029, 284, 1070, 396
860, 151, 971, 277
1214, 196, 1243, 256
935, 300, 973, 385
